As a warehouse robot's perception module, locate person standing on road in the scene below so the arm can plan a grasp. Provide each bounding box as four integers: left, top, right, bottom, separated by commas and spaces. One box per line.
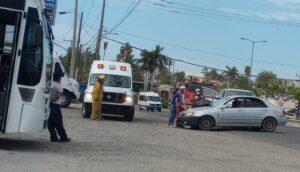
48, 73, 71, 142
79, 81, 87, 103
168, 88, 181, 127
91, 75, 105, 121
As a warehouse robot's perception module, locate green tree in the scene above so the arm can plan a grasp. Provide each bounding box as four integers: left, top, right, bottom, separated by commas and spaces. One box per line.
235, 76, 250, 90
223, 66, 239, 88
174, 71, 185, 82
292, 88, 300, 120
255, 71, 277, 89
138, 45, 168, 91
116, 42, 133, 62
209, 69, 217, 80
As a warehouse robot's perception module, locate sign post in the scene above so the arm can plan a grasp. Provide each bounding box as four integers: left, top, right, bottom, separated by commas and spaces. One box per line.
44, 0, 57, 26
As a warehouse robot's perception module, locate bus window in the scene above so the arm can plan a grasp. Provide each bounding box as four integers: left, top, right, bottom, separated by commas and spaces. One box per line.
17, 7, 43, 86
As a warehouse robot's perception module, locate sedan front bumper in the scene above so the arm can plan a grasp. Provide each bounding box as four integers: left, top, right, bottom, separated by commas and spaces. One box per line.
177, 116, 199, 127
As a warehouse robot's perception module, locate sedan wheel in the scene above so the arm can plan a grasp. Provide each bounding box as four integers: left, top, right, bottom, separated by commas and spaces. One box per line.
198, 116, 214, 131
261, 118, 277, 132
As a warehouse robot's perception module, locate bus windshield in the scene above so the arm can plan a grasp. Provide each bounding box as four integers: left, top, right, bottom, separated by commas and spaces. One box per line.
89, 74, 131, 88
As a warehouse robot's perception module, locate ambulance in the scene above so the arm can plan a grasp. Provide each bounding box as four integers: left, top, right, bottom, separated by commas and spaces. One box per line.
82, 61, 135, 121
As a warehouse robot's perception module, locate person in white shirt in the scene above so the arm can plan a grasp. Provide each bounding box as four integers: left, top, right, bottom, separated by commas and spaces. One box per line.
48, 73, 71, 142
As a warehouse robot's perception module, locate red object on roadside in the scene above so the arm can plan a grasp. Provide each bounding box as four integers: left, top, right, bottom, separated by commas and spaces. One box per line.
176, 103, 185, 127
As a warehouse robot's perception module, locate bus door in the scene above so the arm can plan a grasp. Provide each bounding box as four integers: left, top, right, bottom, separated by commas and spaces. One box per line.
0, 8, 21, 132
5, 7, 51, 133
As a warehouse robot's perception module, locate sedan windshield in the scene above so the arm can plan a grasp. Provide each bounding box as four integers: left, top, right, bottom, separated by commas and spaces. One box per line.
148, 96, 160, 102
89, 74, 131, 88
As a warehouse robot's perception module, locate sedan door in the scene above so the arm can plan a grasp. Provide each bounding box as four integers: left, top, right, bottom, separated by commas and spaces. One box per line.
241, 98, 268, 125
218, 98, 245, 125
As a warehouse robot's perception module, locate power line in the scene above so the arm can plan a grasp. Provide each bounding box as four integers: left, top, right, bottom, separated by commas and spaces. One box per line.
107, 0, 143, 34
103, 36, 299, 81
103, 27, 300, 68
134, 0, 300, 27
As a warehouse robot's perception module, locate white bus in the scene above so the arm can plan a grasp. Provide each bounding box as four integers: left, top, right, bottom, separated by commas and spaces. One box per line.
0, 0, 54, 133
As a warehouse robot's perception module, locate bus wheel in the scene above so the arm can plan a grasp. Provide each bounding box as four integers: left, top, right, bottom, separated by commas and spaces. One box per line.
61, 92, 72, 108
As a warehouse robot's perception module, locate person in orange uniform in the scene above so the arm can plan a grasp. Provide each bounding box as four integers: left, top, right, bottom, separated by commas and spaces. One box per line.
91, 75, 105, 121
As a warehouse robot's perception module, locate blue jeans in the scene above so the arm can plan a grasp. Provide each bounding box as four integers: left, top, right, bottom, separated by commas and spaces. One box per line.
168, 105, 177, 126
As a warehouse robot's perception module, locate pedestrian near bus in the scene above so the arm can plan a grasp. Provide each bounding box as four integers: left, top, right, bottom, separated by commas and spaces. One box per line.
48, 73, 71, 142
91, 75, 105, 121
168, 88, 181, 127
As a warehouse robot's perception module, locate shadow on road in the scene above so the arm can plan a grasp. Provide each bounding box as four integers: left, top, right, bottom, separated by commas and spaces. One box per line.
0, 138, 49, 152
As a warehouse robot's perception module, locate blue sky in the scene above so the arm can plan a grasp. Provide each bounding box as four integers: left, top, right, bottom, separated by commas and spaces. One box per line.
53, 0, 300, 79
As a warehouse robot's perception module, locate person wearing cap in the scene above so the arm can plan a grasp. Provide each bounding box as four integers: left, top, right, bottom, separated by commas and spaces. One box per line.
91, 75, 105, 121
48, 73, 71, 142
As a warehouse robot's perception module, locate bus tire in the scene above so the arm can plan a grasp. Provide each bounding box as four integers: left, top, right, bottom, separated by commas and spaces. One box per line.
61, 92, 72, 108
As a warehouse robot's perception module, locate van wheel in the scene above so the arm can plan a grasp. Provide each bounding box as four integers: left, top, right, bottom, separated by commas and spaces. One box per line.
124, 107, 134, 121
151, 108, 154, 112
61, 92, 72, 108
82, 104, 91, 118
158, 108, 162, 112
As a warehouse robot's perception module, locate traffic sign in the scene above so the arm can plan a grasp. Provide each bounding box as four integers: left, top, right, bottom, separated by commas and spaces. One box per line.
44, 0, 57, 26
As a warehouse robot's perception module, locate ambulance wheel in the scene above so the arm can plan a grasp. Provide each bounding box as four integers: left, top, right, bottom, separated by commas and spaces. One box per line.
124, 107, 134, 121
82, 104, 91, 118
61, 92, 72, 108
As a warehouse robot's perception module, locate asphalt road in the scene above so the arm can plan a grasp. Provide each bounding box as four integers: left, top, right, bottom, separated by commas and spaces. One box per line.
0, 104, 300, 172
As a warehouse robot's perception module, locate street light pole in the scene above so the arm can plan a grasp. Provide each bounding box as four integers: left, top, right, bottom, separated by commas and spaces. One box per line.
70, 0, 78, 78
95, 0, 106, 60
240, 38, 267, 87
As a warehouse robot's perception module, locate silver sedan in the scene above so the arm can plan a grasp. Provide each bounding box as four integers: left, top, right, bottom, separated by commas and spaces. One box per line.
177, 96, 288, 132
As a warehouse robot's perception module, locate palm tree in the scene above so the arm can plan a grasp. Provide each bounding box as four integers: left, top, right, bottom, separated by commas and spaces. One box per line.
123, 54, 137, 68
223, 66, 239, 87
244, 66, 251, 78
138, 45, 168, 91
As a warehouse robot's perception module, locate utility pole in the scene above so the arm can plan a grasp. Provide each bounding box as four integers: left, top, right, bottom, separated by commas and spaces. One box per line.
74, 12, 83, 78
172, 59, 175, 84
70, 0, 78, 78
95, 0, 106, 60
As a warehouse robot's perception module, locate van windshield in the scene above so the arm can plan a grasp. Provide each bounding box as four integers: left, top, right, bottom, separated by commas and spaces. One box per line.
148, 96, 160, 102
89, 74, 131, 88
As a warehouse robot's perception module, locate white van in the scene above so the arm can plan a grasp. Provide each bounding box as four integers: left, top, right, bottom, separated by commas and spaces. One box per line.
138, 92, 162, 112
82, 61, 134, 121
53, 58, 80, 107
